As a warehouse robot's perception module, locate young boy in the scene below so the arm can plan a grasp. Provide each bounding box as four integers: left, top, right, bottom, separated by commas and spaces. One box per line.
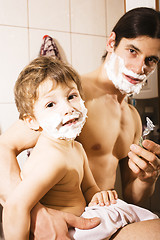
3, 56, 158, 240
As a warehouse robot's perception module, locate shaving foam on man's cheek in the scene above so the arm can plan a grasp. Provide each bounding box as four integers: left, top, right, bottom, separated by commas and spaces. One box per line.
105, 52, 152, 95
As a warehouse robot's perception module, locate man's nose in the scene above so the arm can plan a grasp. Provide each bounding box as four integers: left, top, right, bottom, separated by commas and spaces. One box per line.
133, 58, 146, 74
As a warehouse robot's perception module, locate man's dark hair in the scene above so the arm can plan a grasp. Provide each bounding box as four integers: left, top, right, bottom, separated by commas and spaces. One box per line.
102, 7, 160, 60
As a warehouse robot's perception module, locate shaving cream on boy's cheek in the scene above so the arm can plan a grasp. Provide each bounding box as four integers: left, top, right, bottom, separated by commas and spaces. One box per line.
38, 99, 87, 140
105, 52, 155, 95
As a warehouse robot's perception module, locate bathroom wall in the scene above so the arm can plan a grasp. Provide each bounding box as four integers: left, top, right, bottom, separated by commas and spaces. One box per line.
0, 0, 124, 133
0, 1, 124, 236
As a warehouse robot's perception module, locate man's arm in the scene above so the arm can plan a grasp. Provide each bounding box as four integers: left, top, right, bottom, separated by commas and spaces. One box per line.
120, 104, 160, 204
120, 140, 160, 204
31, 202, 101, 240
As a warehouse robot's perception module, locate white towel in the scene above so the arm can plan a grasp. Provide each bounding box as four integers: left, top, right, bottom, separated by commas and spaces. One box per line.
69, 199, 158, 240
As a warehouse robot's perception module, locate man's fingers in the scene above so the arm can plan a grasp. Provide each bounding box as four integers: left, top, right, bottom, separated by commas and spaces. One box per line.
64, 212, 100, 230
143, 140, 160, 156
130, 143, 160, 170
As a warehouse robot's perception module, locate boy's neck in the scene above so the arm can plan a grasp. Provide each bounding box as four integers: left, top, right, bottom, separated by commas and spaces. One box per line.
41, 131, 75, 147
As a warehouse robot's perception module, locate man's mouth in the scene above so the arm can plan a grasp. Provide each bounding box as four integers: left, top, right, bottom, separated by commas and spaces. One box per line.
123, 74, 143, 85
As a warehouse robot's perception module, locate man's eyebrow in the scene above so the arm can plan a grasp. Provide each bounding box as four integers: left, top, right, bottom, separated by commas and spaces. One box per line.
127, 44, 141, 53
148, 56, 160, 62
127, 44, 160, 62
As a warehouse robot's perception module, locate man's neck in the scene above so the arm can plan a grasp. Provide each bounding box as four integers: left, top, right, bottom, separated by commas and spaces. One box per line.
97, 63, 127, 104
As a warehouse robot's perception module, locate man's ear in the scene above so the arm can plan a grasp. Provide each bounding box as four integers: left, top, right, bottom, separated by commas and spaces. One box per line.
24, 115, 40, 130
106, 32, 116, 52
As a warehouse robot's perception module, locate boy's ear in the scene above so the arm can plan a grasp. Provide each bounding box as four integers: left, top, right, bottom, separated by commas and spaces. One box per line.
106, 32, 116, 52
24, 115, 40, 130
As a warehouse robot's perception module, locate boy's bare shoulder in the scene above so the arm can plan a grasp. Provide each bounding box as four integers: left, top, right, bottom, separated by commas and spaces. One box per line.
74, 140, 86, 154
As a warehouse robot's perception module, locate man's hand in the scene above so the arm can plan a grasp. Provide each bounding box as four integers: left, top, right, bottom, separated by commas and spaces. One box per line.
128, 140, 160, 183
30, 203, 100, 240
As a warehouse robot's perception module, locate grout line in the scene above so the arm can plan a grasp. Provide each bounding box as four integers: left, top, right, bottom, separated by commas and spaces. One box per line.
0, 102, 15, 104
69, 0, 72, 64
0, 24, 106, 38
27, 0, 30, 60
0, 24, 27, 29
104, 0, 107, 37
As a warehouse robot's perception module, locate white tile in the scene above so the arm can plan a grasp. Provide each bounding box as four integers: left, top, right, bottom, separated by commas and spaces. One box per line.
0, 26, 29, 103
29, 29, 71, 63
0, 103, 19, 133
71, 0, 106, 36
71, 33, 107, 74
106, 0, 125, 37
126, 0, 156, 12
0, 0, 27, 27
28, 0, 70, 32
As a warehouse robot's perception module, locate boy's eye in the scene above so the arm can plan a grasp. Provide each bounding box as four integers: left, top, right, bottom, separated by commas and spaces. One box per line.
46, 102, 55, 108
68, 93, 78, 100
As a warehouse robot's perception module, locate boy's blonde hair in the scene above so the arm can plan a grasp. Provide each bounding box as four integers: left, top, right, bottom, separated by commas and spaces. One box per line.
14, 56, 83, 119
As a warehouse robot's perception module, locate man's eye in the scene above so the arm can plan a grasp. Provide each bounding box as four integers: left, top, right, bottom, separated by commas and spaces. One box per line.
145, 57, 158, 66
129, 49, 136, 54
147, 57, 157, 63
46, 102, 55, 108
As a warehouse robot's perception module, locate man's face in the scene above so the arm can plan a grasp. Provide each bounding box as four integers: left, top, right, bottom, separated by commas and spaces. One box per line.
33, 78, 87, 140
105, 36, 160, 95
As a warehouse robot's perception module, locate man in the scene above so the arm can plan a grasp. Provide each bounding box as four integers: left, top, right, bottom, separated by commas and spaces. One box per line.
79, 7, 160, 205
0, 7, 160, 239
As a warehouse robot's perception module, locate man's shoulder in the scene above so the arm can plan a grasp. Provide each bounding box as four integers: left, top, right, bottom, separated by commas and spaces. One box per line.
80, 72, 98, 101
128, 102, 140, 116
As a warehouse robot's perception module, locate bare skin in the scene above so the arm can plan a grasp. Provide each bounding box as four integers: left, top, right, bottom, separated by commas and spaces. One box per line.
3, 79, 118, 239
111, 219, 160, 240
3, 134, 101, 239
1, 34, 160, 239
79, 69, 141, 191
78, 35, 160, 204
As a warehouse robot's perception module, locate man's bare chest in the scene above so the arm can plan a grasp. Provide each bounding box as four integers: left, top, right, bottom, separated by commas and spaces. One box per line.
80, 98, 136, 160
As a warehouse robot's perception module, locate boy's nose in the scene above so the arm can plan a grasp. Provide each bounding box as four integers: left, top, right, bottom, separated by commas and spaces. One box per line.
63, 102, 75, 115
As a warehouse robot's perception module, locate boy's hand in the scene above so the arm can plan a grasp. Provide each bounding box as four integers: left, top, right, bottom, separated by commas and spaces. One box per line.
88, 190, 118, 207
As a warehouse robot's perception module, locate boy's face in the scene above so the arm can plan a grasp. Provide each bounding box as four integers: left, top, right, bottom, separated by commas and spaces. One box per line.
105, 36, 160, 95
32, 78, 87, 140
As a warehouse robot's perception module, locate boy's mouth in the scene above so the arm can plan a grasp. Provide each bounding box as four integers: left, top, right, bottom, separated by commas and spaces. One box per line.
62, 118, 79, 126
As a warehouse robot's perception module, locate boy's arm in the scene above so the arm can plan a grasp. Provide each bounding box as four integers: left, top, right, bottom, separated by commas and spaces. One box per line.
0, 122, 100, 239
81, 147, 100, 204
3, 149, 67, 239
0, 119, 39, 205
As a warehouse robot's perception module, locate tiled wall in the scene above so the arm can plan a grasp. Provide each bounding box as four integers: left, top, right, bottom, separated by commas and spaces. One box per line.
0, 0, 124, 133
0, 0, 160, 217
